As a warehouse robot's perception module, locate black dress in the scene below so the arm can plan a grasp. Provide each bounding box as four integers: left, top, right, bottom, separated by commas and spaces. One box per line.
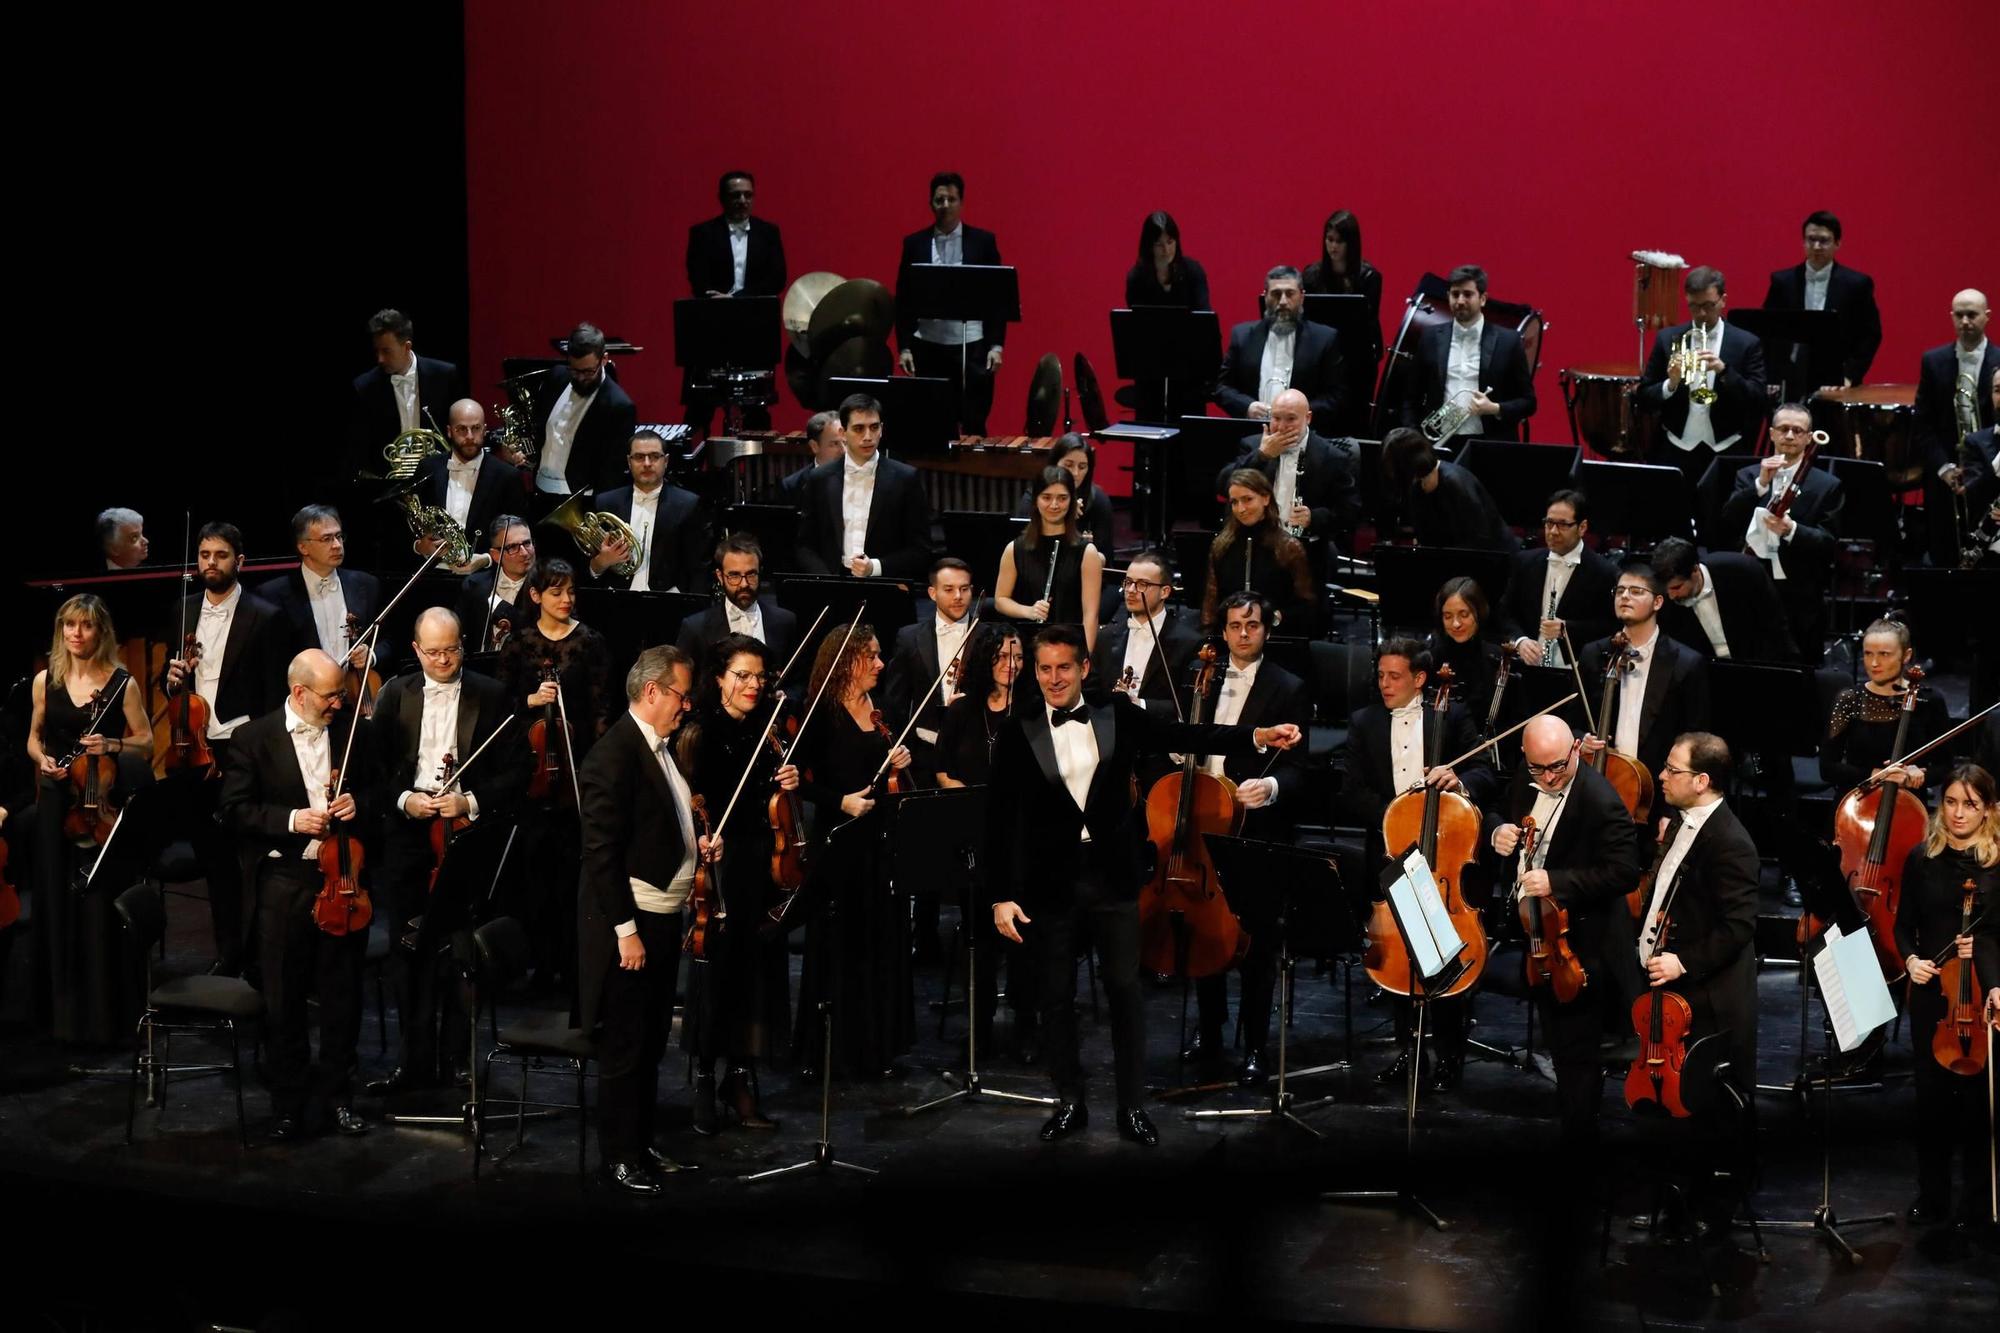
1202, 521, 1317, 634
676, 701, 791, 1069
1008, 534, 1091, 632
1427, 633, 1505, 739
497, 621, 615, 759
792, 703, 913, 1077
1013, 484, 1116, 551
1125, 257, 1212, 311
935, 694, 1010, 786
1820, 684, 1951, 795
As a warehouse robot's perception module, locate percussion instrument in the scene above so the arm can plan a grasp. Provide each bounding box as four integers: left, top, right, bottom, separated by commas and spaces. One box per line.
1560, 363, 1656, 460
1811, 383, 1920, 489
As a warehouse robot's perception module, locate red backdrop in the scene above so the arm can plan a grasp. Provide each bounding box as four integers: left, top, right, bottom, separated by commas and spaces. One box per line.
465, 1, 1999, 493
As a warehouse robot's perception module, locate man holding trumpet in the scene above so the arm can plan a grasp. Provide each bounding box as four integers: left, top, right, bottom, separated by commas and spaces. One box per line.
1638, 266, 1768, 483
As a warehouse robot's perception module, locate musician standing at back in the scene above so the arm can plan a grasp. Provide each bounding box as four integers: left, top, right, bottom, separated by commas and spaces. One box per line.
348, 308, 463, 498
675, 534, 798, 682
1718, 403, 1844, 664
1914, 290, 2000, 569
995, 467, 1104, 653
530, 322, 638, 502
406, 399, 526, 573
684, 170, 786, 435
896, 172, 1004, 437
792, 393, 937, 579
773, 411, 847, 502
1500, 489, 1619, 670
262, 505, 382, 672
1650, 536, 1796, 664
584, 428, 709, 594
1214, 388, 1361, 558
1214, 266, 1345, 432
1637, 266, 1768, 484
1399, 264, 1536, 440
1760, 211, 1882, 399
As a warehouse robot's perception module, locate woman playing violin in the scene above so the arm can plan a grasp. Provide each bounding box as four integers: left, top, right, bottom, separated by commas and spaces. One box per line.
1893, 762, 2000, 1227
26, 594, 152, 1044
673, 633, 799, 1134
791, 624, 913, 1080
1821, 618, 1950, 794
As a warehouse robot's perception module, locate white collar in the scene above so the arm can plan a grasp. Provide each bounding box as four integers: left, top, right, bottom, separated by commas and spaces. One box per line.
844, 453, 878, 477
632, 483, 662, 505
389, 357, 417, 383
1547, 546, 1582, 567
630, 709, 667, 754
1390, 699, 1424, 719
447, 451, 481, 472
1961, 338, 1991, 361
728, 218, 751, 234
306, 567, 339, 594
202, 582, 243, 613
1226, 655, 1262, 681
1455, 317, 1484, 340
422, 675, 461, 695
1677, 565, 1717, 608
284, 701, 323, 737
1676, 796, 1724, 832
935, 612, 970, 634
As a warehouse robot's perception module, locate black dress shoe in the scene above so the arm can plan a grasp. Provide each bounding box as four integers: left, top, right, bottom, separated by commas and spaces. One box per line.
1428, 1056, 1463, 1093
366, 1066, 433, 1095
645, 1147, 701, 1175
1239, 1049, 1268, 1086
1180, 1032, 1209, 1063
1375, 1051, 1420, 1085
1039, 1101, 1088, 1140
1116, 1105, 1159, 1147
268, 1115, 301, 1142
601, 1161, 662, 1195
331, 1105, 370, 1136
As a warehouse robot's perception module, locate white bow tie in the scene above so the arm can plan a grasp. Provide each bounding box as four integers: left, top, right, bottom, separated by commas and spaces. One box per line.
201, 602, 230, 619
448, 458, 478, 474
1125, 617, 1158, 633
315, 575, 337, 596
1548, 549, 1581, 568
391, 366, 416, 384
423, 681, 459, 698
290, 723, 324, 739
1391, 702, 1424, 719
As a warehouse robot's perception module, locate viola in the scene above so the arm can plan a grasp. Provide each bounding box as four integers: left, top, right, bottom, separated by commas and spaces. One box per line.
1139, 644, 1248, 979
868, 707, 903, 795
1368, 665, 1487, 997
1588, 630, 1655, 821
684, 795, 718, 960
159, 632, 216, 777
765, 714, 808, 915
1832, 668, 1929, 979
1626, 868, 1692, 1117
424, 751, 471, 895
526, 658, 576, 806
1516, 815, 1588, 1003
1627, 817, 1669, 921
312, 766, 372, 936
343, 612, 384, 720
1931, 878, 1988, 1077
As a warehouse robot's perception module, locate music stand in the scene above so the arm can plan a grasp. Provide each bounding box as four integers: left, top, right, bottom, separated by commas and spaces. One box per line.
1734, 308, 1841, 403
724, 503, 802, 574
573, 589, 708, 682
1180, 836, 1358, 1135
1167, 414, 1264, 531
1095, 422, 1180, 546
826, 375, 957, 456
1576, 459, 1696, 550
1457, 441, 1581, 534
1894, 568, 2000, 683
1110, 307, 1221, 420
941, 512, 1027, 594
1304, 295, 1379, 437
900, 263, 1021, 435
772, 577, 918, 645
1369, 545, 1516, 635
674, 296, 781, 430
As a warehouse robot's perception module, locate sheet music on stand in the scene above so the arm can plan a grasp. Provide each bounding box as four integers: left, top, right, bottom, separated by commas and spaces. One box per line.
1381, 848, 1468, 989
1812, 923, 1896, 1053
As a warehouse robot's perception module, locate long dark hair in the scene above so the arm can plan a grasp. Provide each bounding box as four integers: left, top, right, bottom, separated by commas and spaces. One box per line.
959, 622, 1023, 707
1020, 466, 1081, 553
1048, 432, 1095, 496
1137, 211, 1188, 290
1304, 209, 1365, 293
696, 632, 768, 712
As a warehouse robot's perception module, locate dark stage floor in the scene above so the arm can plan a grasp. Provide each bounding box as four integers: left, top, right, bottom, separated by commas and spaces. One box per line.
3, 871, 1996, 1332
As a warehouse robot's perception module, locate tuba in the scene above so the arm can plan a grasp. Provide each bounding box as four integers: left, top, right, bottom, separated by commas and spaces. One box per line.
545, 491, 641, 579
1671, 325, 1718, 405
394, 492, 479, 569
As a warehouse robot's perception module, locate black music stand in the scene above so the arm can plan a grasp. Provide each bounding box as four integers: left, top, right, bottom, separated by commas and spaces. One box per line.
724, 503, 802, 573
1179, 836, 1357, 1136
1094, 422, 1180, 546
827, 375, 957, 456
772, 577, 917, 645
674, 296, 781, 430
1895, 568, 2000, 685
1457, 441, 1580, 534
941, 513, 1027, 593
1165, 414, 1264, 532
1110, 306, 1222, 423
573, 590, 708, 680
1368, 545, 1516, 635
1734, 308, 1840, 403
900, 264, 1021, 436
1576, 459, 1696, 550
894, 787, 1058, 1119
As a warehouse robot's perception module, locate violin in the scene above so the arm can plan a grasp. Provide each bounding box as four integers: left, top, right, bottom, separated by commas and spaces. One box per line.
526, 658, 577, 806
1931, 878, 1988, 1077
1367, 665, 1487, 996
1831, 667, 1929, 979
869, 707, 903, 795
684, 795, 718, 960
424, 752, 471, 895
1516, 816, 1587, 1003
60, 680, 128, 848
1138, 643, 1248, 979
1625, 872, 1693, 1117
159, 632, 216, 777
1588, 630, 1655, 821
312, 766, 372, 936
343, 612, 384, 720
765, 712, 808, 916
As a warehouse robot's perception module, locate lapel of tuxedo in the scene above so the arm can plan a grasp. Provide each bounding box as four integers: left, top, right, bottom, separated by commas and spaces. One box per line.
1023, 709, 1064, 800
453, 679, 481, 762
1081, 702, 1120, 810
1639, 639, 1675, 740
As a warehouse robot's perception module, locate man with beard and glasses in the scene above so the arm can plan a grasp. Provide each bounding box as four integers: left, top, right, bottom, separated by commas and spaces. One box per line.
405, 399, 530, 573
159, 521, 288, 974
1214, 266, 1346, 435
531, 321, 638, 502
675, 533, 799, 686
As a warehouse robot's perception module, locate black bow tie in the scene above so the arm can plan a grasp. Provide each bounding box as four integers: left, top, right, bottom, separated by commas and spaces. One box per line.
1050, 704, 1090, 727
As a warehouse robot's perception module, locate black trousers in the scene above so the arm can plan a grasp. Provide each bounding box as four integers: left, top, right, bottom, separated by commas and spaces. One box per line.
379, 823, 475, 1079
1535, 982, 1617, 1148
255, 862, 366, 1117
1910, 995, 1996, 1214
1391, 993, 1467, 1061
595, 908, 679, 1167
910, 337, 998, 437
1194, 929, 1279, 1054
1033, 868, 1145, 1107
165, 742, 247, 971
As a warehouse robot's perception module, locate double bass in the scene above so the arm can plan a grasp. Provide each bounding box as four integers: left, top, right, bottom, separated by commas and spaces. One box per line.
1367, 665, 1488, 997
1626, 866, 1693, 1118
1139, 644, 1247, 979
1931, 879, 1988, 1077
1586, 631, 1655, 821
1516, 816, 1587, 1003
1832, 667, 1929, 979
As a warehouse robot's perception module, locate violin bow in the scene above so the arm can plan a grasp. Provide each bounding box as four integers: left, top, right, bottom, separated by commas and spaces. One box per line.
551, 677, 584, 809
75, 671, 139, 889
780, 609, 865, 768
1134, 591, 1187, 722
1562, 630, 1598, 735
177, 510, 193, 678
715, 691, 790, 833
60, 673, 134, 765
773, 605, 832, 692
435, 716, 517, 792
1431, 692, 1580, 778
345, 545, 448, 701
1866, 699, 1998, 784
867, 600, 983, 792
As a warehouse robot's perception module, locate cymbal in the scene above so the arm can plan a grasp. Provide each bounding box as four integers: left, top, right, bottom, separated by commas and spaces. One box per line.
1025, 353, 1062, 437
1073, 353, 1110, 434
784, 343, 817, 408
813, 335, 893, 408
783, 271, 846, 353
808, 279, 895, 351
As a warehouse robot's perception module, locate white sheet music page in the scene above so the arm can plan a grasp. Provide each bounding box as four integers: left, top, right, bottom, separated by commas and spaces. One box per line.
1813, 923, 1897, 1052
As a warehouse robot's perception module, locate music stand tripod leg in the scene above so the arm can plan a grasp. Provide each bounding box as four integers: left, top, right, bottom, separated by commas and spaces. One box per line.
749, 1001, 877, 1180
1321, 976, 1447, 1230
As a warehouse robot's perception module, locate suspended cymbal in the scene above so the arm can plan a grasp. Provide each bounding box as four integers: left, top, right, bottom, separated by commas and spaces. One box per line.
808, 279, 895, 351
783, 271, 846, 354
1025, 353, 1062, 437
1073, 353, 1110, 434
813, 334, 894, 407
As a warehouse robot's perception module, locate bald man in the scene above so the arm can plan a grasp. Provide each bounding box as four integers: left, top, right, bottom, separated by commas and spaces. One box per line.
1488, 715, 1644, 1147
1213, 387, 1361, 550
220, 648, 379, 1141
407, 398, 530, 573
1915, 289, 1999, 566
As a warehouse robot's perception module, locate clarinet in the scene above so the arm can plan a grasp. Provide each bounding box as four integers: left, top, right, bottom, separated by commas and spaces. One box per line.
1540, 582, 1562, 666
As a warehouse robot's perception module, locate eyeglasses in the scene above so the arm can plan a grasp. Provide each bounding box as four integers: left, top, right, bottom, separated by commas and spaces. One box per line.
416, 645, 463, 661
724, 669, 768, 684
499, 538, 534, 554
628, 451, 666, 463
1121, 578, 1170, 592
1542, 517, 1579, 529
306, 532, 345, 545
301, 684, 350, 705
1613, 585, 1656, 598
1524, 757, 1572, 777
1804, 235, 1837, 248
1659, 763, 1695, 778
720, 571, 761, 586
1770, 423, 1812, 436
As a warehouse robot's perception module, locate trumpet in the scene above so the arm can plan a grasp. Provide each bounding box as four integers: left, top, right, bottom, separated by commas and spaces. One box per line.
545, 491, 642, 579
1421, 385, 1489, 443
394, 492, 480, 570
1672, 325, 1718, 405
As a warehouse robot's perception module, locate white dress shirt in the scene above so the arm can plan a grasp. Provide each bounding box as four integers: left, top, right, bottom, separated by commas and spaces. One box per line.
537, 382, 598, 494
1803, 264, 1831, 313
841, 454, 880, 575
1523, 783, 1570, 871
397, 678, 479, 821
1668, 320, 1736, 453
724, 599, 765, 642
934, 612, 971, 708
1639, 797, 1724, 962
390, 358, 420, 433
1120, 617, 1159, 699
625, 486, 659, 592
1389, 700, 1427, 793
1259, 323, 1297, 406
193, 583, 250, 738
1679, 565, 1731, 657
1444, 318, 1485, 436
1744, 460, 1799, 577
281, 703, 333, 860
727, 218, 750, 295
616, 712, 699, 936
918, 227, 983, 346
1046, 702, 1100, 836
1205, 658, 1276, 798
1273, 442, 1305, 527
1521, 547, 1582, 667
1613, 627, 1658, 757
304, 568, 350, 659
443, 453, 480, 529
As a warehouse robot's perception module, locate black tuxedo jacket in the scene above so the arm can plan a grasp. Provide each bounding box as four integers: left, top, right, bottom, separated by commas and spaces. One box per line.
684, 215, 787, 298
1962, 425, 2000, 514
531, 369, 638, 495
1215, 431, 1361, 539
1408, 461, 1521, 553
1215, 318, 1345, 430
453, 570, 534, 653
1495, 764, 1644, 999
1496, 546, 1620, 649
1718, 463, 1844, 591
260, 566, 385, 662
219, 705, 378, 889
896, 225, 1007, 347
1650, 800, 1760, 1068
349, 355, 463, 473
673, 597, 800, 686
1912, 341, 2000, 475
984, 695, 1260, 911
577, 711, 692, 1033
1636, 322, 1768, 448
1201, 659, 1309, 841
367, 668, 528, 820
1336, 700, 1499, 837
412, 451, 526, 554
1658, 551, 1796, 663
589, 483, 708, 593
882, 607, 976, 740
1760, 262, 1882, 389
1577, 631, 1710, 778
1401, 321, 1537, 437
160, 590, 288, 729
1085, 604, 1201, 715
792, 455, 936, 578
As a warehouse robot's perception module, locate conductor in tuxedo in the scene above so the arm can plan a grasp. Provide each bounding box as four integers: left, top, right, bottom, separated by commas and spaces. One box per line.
1214, 266, 1346, 433
404, 400, 527, 572
1577, 561, 1712, 795
348, 307, 462, 491
584, 429, 709, 594
1186, 593, 1311, 1085
684, 170, 787, 434
792, 393, 937, 579
1498, 489, 1619, 669
988, 625, 1301, 1146
1760, 211, 1882, 397
577, 645, 717, 1193
1399, 264, 1537, 441
1636, 267, 1769, 483
896, 172, 1006, 436
1913, 289, 1999, 567
1650, 537, 1796, 663
529, 322, 638, 502
365, 608, 528, 1093
1718, 403, 1845, 663
218, 650, 378, 1141
263, 505, 384, 670
674, 533, 798, 684
1488, 716, 1644, 1147
1213, 388, 1362, 553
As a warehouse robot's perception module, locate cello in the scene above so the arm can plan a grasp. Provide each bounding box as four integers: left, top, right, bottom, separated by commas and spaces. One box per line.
1832, 667, 1929, 979
1367, 665, 1488, 997
1931, 879, 1988, 1077
1585, 630, 1655, 821
1516, 816, 1588, 1004
1139, 643, 1248, 980
1626, 861, 1694, 1118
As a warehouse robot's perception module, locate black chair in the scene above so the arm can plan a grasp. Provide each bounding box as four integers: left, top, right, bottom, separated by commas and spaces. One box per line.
1307, 640, 1373, 766
114, 882, 260, 1148
470, 915, 594, 1182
